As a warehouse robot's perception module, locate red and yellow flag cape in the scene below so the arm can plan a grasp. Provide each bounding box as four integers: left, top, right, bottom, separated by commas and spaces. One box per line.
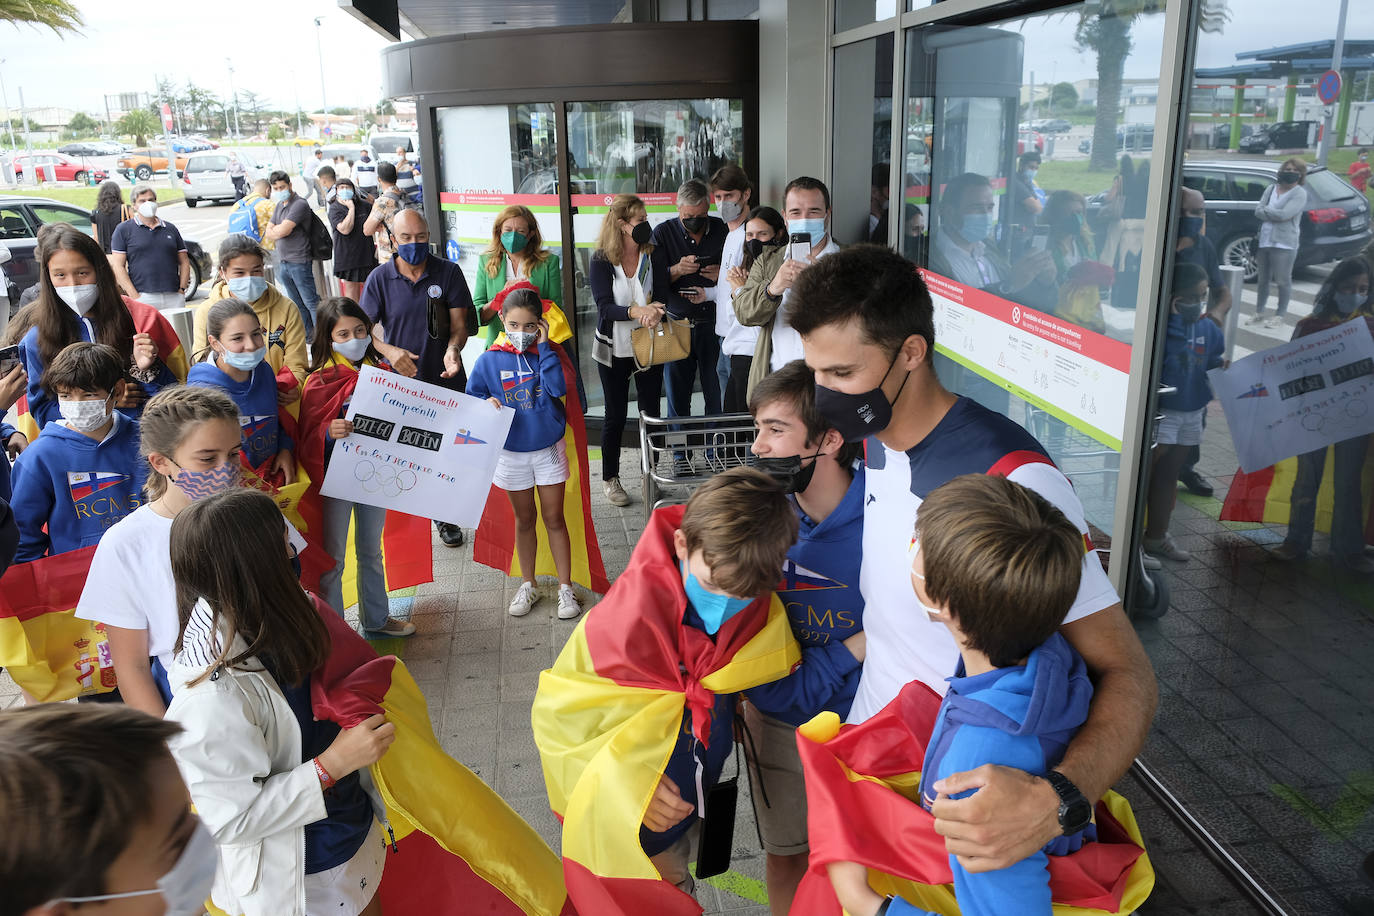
0, 546, 116, 702
288, 356, 434, 604
793, 680, 1155, 915
1220, 439, 1374, 541
12, 296, 189, 442
473, 336, 610, 594
532, 505, 800, 916
307, 598, 573, 915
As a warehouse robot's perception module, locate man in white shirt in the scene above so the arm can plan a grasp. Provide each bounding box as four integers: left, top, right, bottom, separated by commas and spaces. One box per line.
789, 244, 1157, 876
709, 163, 753, 411
303, 147, 326, 206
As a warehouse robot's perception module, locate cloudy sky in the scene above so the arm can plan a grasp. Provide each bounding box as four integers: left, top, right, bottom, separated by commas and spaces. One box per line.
0, 1, 390, 114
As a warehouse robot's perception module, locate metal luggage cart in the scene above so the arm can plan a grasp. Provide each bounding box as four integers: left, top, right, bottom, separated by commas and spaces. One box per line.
638, 412, 758, 518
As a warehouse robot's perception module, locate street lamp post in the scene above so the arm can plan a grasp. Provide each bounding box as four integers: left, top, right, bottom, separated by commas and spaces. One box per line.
314, 17, 328, 142
226, 59, 242, 138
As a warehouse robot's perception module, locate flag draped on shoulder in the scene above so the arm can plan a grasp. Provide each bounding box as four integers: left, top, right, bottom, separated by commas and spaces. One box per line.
473, 333, 609, 594
306, 598, 573, 916
0, 546, 116, 702
793, 681, 1155, 915
290, 355, 433, 604
532, 505, 800, 916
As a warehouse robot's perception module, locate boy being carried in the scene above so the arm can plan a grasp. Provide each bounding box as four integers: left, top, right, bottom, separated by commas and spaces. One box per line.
827, 473, 1095, 916
532, 467, 801, 915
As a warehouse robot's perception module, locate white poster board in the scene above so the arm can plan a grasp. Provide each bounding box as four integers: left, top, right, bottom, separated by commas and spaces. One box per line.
1209, 319, 1374, 473
320, 368, 514, 526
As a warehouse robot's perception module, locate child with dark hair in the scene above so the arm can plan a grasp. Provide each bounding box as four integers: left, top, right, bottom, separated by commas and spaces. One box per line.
827, 472, 1093, 916
10, 341, 145, 561
1143, 261, 1224, 563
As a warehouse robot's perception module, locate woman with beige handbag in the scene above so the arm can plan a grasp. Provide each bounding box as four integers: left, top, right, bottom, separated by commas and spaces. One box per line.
589, 194, 667, 507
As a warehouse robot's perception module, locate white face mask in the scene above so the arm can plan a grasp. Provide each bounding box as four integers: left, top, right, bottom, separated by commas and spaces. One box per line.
59, 394, 112, 432
55, 283, 99, 316
138, 200, 158, 219
333, 337, 371, 363
47, 817, 218, 916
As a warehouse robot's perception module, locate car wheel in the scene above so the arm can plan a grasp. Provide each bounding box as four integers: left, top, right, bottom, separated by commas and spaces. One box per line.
185, 260, 202, 301
186, 197, 198, 208
74, 170, 87, 183
135, 165, 153, 180
1221, 234, 1259, 283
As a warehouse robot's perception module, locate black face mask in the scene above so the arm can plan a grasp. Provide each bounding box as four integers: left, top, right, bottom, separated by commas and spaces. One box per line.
1277, 170, 1301, 185
814, 351, 910, 442
1179, 216, 1203, 240
630, 221, 652, 246
755, 449, 824, 494
744, 236, 782, 260
681, 215, 708, 234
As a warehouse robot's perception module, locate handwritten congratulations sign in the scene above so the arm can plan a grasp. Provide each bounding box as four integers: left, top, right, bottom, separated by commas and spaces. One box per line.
1209, 319, 1374, 473
320, 367, 514, 525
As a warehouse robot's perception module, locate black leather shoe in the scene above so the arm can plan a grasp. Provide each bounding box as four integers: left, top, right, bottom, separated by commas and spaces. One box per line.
435, 521, 465, 548
1178, 469, 1214, 498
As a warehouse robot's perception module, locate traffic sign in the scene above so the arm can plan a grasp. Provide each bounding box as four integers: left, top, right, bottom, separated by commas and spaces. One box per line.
160, 103, 174, 131
1317, 69, 1342, 105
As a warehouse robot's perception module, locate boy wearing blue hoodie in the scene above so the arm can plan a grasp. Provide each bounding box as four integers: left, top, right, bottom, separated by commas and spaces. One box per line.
828, 472, 1094, 916
11, 342, 146, 561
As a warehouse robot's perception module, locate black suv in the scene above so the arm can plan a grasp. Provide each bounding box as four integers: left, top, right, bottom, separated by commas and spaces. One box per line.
1238, 121, 1319, 153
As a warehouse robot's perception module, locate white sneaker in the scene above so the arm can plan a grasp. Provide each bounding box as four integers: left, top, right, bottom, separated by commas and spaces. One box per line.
1143, 534, 1191, 563
1245, 313, 1268, 325
604, 477, 631, 507
508, 581, 538, 617
556, 584, 583, 620
1264, 316, 1283, 329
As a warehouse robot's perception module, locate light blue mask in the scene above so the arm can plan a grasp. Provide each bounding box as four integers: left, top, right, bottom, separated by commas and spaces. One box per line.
960, 213, 996, 242
682, 559, 754, 635
270, 189, 289, 203
226, 275, 268, 302
338, 189, 355, 201
786, 217, 826, 243
222, 346, 266, 371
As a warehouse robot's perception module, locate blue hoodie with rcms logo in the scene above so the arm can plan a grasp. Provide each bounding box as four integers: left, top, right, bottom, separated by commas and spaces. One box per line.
466, 342, 567, 453
884, 632, 1094, 916
187, 358, 293, 469
10, 412, 145, 562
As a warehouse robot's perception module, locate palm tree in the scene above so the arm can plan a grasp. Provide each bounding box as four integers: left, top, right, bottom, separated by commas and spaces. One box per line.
117, 109, 159, 147
1075, 0, 1164, 171
0, 0, 82, 33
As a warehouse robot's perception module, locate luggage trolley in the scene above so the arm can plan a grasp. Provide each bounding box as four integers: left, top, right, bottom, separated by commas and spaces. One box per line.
638, 412, 759, 519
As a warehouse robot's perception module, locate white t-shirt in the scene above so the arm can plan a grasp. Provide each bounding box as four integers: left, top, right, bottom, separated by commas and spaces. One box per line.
75, 503, 178, 665
713, 223, 747, 339
770, 237, 841, 371
847, 397, 1120, 723
610, 254, 654, 359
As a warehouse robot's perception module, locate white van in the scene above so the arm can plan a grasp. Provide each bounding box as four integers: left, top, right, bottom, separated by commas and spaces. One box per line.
366, 132, 421, 166
182, 150, 270, 207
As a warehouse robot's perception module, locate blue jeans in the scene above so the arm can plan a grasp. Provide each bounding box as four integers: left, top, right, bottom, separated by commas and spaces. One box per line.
665, 321, 723, 418
715, 338, 730, 403
278, 259, 319, 336
1284, 434, 1370, 559
320, 496, 390, 631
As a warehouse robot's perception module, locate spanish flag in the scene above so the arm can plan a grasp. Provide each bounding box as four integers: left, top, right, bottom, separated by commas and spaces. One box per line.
290, 355, 434, 605
473, 335, 610, 594
11, 296, 189, 442
307, 597, 573, 915
532, 505, 800, 916
792, 681, 1155, 915
0, 546, 116, 702
1220, 440, 1374, 540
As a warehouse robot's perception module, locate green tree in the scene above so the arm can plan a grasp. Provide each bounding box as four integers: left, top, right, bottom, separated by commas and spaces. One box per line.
267, 123, 284, 144
237, 90, 267, 133
1076, 0, 1164, 170
377, 98, 395, 117
1050, 82, 1079, 112
0, 0, 82, 33
117, 109, 158, 147
66, 111, 99, 138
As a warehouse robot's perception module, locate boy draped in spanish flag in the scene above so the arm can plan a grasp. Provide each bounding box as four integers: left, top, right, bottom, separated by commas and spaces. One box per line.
532, 467, 802, 915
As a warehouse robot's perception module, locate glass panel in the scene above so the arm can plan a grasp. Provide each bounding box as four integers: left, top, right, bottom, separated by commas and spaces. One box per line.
1132, 2, 1374, 910
832, 33, 894, 248
30, 206, 93, 236
563, 98, 745, 412
836, 0, 897, 32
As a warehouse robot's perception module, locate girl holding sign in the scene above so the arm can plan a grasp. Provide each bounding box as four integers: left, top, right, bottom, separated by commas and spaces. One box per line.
467, 288, 583, 621
300, 296, 415, 637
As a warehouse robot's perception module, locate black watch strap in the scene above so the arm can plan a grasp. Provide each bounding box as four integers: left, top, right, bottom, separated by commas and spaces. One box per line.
875, 897, 895, 916
1045, 770, 1092, 835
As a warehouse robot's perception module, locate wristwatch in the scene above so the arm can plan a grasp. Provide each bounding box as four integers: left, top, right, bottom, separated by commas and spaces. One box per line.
1045, 770, 1093, 835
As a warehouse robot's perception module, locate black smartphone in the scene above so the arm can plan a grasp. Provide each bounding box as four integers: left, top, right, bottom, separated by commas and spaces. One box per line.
692, 777, 738, 879
788, 232, 812, 262
694, 254, 719, 267
0, 345, 20, 377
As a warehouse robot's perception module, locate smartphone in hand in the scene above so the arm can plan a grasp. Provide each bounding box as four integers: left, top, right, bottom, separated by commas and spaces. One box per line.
789, 232, 812, 263
0, 346, 20, 377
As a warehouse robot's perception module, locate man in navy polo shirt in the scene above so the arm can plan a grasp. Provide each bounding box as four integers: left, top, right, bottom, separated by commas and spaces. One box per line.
109, 184, 190, 311
360, 207, 473, 547
650, 178, 728, 423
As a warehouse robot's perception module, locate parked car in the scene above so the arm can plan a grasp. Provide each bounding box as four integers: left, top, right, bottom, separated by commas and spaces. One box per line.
0, 195, 211, 310
1078, 123, 1155, 156
57, 141, 110, 157
182, 149, 270, 207
366, 132, 421, 165
118, 149, 191, 181
1238, 120, 1320, 153
187, 135, 220, 150
1209, 122, 1256, 149
1032, 118, 1072, 134
12, 154, 108, 183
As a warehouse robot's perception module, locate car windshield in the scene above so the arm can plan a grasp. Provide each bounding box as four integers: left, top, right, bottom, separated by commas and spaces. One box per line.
187, 156, 229, 173
1304, 169, 1357, 201
371, 135, 413, 155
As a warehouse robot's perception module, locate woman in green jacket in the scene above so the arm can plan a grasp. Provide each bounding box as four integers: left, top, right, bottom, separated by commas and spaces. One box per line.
473, 205, 562, 347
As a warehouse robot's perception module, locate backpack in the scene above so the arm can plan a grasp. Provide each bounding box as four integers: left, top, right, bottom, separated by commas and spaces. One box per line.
227, 195, 263, 242
307, 210, 334, 261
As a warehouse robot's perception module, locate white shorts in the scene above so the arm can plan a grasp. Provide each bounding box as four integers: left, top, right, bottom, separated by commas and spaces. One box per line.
303, 818, 385, 916
1156, 407, 1205, 446
494, 440, 569, 490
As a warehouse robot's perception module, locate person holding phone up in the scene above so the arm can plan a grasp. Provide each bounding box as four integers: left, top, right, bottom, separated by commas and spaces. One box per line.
734, 176, 840, 398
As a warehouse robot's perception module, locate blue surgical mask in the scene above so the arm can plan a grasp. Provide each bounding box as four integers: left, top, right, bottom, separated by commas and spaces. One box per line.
270, 189, 289, 203
786, 217, 826, 243
1334, 291, 1367, 315
222, 346, 266, 371
959, 213, 996, 242
682, 558, 754, 635
396, 241, 428, 265
338, 189, 355, 201
226, 275, 268, 302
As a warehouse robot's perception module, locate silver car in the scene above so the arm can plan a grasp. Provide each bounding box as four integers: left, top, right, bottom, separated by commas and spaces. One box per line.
182, 150, 270, 207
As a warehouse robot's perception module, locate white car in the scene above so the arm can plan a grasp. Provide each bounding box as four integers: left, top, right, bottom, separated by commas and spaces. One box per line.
181, 150, 270, 207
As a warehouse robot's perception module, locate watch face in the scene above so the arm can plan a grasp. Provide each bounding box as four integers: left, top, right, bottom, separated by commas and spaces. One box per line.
1062, 797, 1093, 833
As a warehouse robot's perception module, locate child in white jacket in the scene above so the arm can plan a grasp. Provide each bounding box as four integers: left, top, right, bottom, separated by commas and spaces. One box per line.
165, 487, 396, 916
